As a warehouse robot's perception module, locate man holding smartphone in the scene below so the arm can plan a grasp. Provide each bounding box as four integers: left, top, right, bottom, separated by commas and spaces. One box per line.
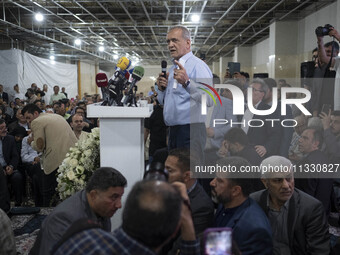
317, 25, 340, 111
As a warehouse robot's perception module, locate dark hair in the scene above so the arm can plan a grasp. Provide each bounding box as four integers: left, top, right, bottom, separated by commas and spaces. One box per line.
75, 106, 85, 113
216, 156, 253, 197
85, 167, 127, 193
332, 110, 340, 116
77, 101, 86, 107
264, 78, 277, 91
122, 180, 182, 249
213, 74, 221, 85
224, 127, 249, 146
308, 128, 324, 149
22, 104, 42, 115
0, 119, 5, 125
168, 147, 197, 173
240, 71, 249, 79
33, 100, 42, 105
324, 41, 339, 52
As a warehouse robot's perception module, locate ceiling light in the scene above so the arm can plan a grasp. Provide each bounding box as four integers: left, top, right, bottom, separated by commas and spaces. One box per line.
113, 54, 119, 60
98, 46, 105, 52
49, 55, 55, 60
191, 14, 200, 22
35, 12, 44, 22
74, 39, 81, 45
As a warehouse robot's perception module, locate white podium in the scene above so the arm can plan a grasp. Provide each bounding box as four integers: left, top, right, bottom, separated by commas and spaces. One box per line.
87, 103, 152, 230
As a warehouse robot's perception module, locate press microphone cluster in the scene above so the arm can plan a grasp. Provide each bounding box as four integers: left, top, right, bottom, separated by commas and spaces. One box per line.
95, 56, 145, 107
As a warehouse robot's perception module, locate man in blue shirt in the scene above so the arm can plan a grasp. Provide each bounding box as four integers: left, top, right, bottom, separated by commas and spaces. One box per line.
157, 26, 212, 162
210, 156, 273, 255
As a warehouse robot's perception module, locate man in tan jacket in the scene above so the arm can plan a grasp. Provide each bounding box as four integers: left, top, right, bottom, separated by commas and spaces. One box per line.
22, 104, 77, 206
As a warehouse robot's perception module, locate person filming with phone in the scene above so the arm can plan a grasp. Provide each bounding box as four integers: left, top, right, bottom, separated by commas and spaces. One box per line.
316, 24, 340, 111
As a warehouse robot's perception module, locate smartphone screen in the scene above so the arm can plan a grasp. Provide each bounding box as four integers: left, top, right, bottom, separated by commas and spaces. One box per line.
204, 228, 232, 255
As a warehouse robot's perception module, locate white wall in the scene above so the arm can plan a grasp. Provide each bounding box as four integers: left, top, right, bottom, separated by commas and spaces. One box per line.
252, 38, 270, 66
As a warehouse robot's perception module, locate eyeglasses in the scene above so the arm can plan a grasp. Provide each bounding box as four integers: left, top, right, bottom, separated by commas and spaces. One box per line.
251, 87, 264, 93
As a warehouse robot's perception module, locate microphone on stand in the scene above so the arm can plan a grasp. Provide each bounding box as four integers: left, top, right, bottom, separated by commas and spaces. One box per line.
124, 66, 145, 106
95, 73, 109, 106
108, 57, 131, 105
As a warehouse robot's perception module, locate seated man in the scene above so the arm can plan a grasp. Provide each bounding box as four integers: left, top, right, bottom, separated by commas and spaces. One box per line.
250, 156, 330, 255
54, 181, 200, 255
210, 156, 273, 255
31, 167, 127, 255
165, 148, 214, 235
0, 119, 23, 207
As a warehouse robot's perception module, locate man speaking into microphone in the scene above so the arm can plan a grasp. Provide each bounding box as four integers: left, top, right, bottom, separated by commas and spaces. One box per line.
157, 26, 213, 163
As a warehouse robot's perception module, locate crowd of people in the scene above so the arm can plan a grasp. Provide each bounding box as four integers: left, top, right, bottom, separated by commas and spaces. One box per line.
1, 24, 340, 255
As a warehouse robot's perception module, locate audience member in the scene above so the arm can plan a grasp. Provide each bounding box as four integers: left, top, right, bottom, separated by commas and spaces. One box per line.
22, 104, 77, 206
0, 84, 9, 103
21, 134, 43, 207
295, 128, 333, 216
263, 78, 294, 157
165, 148, 214, 235
211, 156, 273, 255
12, 84, 25, 101
50, 85, 66, 105
31, 167, 127, 255
250, 156, 330, 255
320, 110, 340, 163
7, 108, 29, 133
0, 119, 23, 206
26, 88, 38, 104
242, 78, 281, 158
61, 87, 68, 98
53, 101, 70, 120
54, 180, 199, 255
288, 114, 308, 163
70, 114, 88, 141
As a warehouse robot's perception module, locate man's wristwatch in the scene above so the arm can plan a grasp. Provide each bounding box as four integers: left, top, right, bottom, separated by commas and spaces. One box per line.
183, 79, 190, 88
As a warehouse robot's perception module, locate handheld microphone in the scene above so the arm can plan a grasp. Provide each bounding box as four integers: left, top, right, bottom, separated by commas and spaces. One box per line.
160, 60, 167, 91
124, 66, 144, 105
161, 60, 167, 78
95, 73, 110, 106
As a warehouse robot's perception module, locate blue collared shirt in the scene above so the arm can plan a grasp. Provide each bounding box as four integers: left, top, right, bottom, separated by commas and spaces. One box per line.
157, 51, 213, 126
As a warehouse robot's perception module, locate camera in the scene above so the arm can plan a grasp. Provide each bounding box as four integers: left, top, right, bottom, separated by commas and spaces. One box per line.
315, 24, 333, 37
143, 161, 168, 182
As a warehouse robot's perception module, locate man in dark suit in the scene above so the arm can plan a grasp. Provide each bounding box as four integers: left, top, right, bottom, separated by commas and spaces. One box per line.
165, 147, 214, 235
250, 156, 330, 255
295, 128, 333, 216
210, 156, 273, 255
223, 127, 263, 191
0, 119, 23, 207
242, 78, 281, 158
0, 84, 9, 104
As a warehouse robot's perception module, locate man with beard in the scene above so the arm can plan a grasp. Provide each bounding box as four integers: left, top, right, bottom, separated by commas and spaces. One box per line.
250, 156, 330, 255
210, 156, 272, 255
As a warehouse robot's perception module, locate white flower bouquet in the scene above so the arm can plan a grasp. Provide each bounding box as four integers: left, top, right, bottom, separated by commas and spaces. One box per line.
57, 128, 100, 200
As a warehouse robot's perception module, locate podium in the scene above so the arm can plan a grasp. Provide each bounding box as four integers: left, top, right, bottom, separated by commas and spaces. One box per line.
87, 103, 152, 230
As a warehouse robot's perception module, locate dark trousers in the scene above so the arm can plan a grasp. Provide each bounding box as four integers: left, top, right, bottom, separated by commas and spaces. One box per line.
0, 169, 10, 212
7, 170, 24, 206
42, 169, 58, 207
168, 123, 206, 164
25, 163, 43, 207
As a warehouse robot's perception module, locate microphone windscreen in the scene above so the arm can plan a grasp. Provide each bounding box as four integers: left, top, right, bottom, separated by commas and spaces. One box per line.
96, 73, 108, 87
132, 66, 145, 81
116, 57, 131, 71
161, 60, 167, 68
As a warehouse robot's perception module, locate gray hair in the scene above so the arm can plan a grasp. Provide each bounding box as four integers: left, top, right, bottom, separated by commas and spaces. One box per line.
169, 26, 191, 40
251, 78, 269, 94
260, 156, 293, 179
